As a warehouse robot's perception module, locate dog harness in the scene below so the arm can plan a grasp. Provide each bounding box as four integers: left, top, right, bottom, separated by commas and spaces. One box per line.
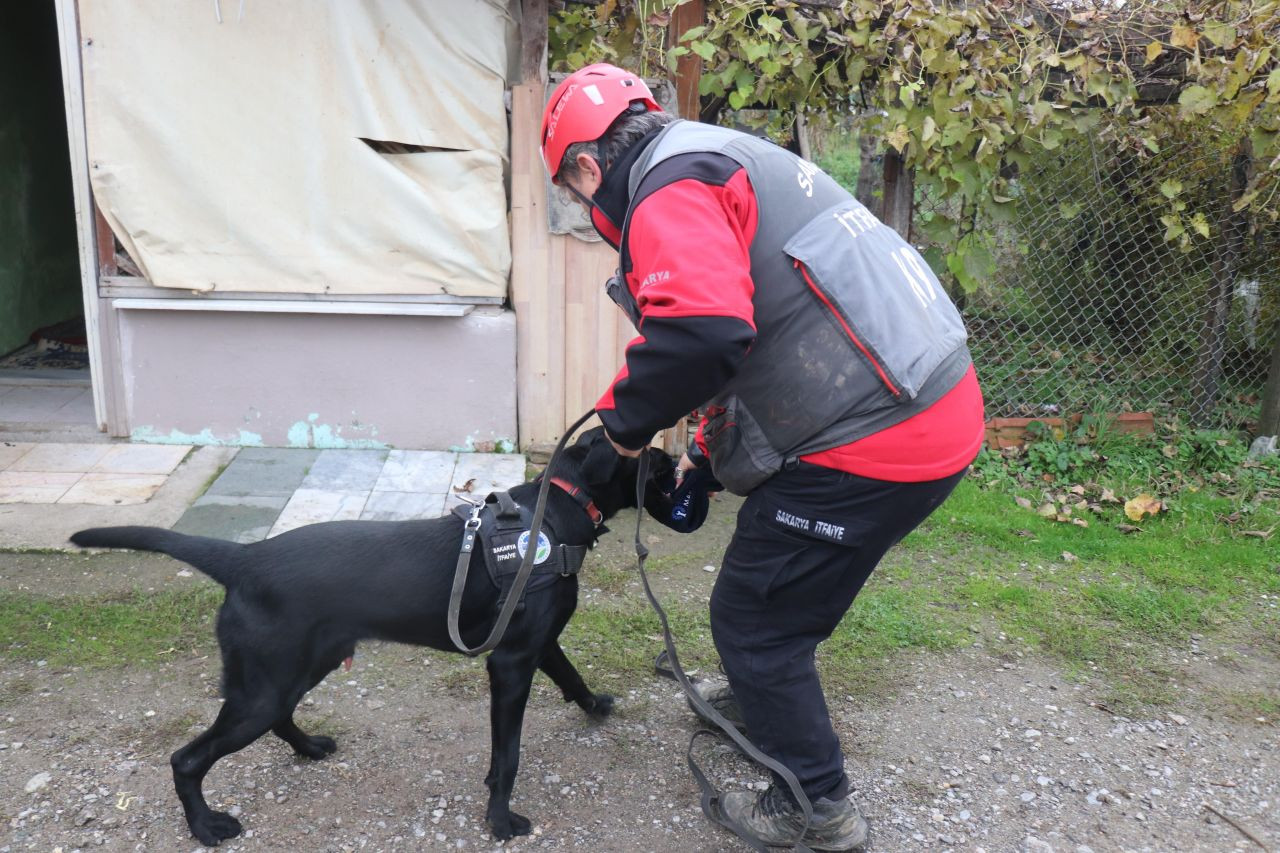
451, 490, 589, 602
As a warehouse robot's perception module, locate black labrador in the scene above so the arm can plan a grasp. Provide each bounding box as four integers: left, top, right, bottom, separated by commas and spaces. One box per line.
70, 428, 672, 846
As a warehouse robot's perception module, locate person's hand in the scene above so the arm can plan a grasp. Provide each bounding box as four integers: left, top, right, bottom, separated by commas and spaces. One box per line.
674, 452, 718, 498
674, 452, 698, 485
607, 434, 644, 458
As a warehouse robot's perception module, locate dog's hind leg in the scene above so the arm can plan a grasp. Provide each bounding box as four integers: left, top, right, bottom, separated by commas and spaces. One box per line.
272, 717, 337, 759
483, 646, 538, 841
171, 697, 281, 846
539, 641, 615, 718
271, 652, 347, 759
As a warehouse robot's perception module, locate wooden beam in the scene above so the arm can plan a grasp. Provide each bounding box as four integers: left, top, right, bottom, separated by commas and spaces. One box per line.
93, 202, 117, 278
521, 0, 548, 85
667, 0, 704, 119
880, 150, 913, 241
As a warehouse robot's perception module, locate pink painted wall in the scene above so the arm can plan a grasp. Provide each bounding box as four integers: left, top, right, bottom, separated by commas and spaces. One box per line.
115, 306, 517, 450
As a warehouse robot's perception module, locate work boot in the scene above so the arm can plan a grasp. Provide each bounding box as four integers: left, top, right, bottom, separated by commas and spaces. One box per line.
718, 784, 869, 851
687, 678, 747, 732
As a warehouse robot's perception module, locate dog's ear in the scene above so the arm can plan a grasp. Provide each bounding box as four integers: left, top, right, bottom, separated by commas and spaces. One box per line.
580, 433, 621, 486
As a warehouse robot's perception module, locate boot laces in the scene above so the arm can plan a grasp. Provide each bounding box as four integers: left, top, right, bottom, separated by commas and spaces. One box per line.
753, 785, 797, 820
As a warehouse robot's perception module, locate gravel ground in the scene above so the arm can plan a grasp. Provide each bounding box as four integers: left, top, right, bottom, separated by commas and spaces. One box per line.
1, 514, 1277, 852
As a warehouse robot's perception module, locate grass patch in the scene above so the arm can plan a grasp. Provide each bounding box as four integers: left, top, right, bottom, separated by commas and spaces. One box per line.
0, 586, 223, 668
890, 475, 1280, 710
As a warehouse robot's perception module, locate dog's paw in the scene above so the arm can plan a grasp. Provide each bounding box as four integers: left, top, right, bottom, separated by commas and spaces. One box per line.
488, 809, 533, 840
294, 734, 337, 760
189, 810, 243, 845
582, 692, 615, 719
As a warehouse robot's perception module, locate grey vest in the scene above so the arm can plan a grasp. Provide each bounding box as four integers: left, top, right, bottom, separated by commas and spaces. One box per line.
613, 121, 973, 494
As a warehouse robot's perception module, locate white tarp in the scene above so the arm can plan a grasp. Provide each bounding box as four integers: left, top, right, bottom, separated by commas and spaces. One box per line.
81, 0, 517, 297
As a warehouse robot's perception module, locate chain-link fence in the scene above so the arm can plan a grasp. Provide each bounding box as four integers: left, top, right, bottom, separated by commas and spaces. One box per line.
919, 136, 1279, 431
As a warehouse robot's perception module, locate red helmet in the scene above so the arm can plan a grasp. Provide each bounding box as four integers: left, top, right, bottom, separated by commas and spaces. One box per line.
540, 63, 662, 181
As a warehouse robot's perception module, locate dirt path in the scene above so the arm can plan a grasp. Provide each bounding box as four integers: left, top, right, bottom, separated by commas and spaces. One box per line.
2, 513, 1278, 852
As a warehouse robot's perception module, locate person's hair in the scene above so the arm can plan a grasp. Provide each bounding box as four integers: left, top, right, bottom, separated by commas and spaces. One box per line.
556, 109, 676, 184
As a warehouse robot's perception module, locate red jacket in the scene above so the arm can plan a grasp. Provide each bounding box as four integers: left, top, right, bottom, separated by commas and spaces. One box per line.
591, 138, 984, 483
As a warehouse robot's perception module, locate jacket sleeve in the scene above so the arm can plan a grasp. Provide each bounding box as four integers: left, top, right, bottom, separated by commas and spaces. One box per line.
596, 171, 758, 450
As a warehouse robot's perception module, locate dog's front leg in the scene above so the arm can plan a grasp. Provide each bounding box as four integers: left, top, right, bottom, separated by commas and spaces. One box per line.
483, 647, 537, 841
539, 641, 615, 718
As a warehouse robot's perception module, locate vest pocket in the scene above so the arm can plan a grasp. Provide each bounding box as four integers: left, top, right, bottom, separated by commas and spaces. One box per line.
784, 201, 968, 402
702, 396, 784, 496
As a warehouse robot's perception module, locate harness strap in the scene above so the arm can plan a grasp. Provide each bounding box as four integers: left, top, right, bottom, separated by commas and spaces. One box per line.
447, 408, 599, 657
631, 451, 816, 853
494, 490, 522, 520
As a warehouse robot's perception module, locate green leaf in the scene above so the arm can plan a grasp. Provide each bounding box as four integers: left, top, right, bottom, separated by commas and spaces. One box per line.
1201, 21, 1236, 48
1160, 214, 1185, 242
758, 15, 783, 38
1190, 212, 1210, 238
728, 88, 748, 110
1058, 201, 1083, 220
1178, 85, 1218, 117
921, 115, 938, 145
1268, 67, 1280, 97
690, 40, 716, 61
679, 25, 707, 43
1159, 179, 1183, 199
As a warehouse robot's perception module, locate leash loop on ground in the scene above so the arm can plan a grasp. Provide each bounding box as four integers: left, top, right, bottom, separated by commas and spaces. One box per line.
631, 453, 816, 852
446, 408, 598, 657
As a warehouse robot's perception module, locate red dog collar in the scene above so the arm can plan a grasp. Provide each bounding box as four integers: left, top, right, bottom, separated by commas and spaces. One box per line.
549, 477, 604, 526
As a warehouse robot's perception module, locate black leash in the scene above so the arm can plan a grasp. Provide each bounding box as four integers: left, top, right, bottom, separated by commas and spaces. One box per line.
447, 408, 599, 656
447, 410, 816, 849
632, 451, 816, 852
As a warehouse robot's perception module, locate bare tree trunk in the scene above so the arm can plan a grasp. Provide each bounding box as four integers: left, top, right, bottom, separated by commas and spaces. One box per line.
854, 132, 882, 211
1260, 319, 1280, 437
880, 149, 913, 241
1190, 147, 1249, 426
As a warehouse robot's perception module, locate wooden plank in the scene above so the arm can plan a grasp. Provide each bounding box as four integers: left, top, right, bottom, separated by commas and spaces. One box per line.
667, 0, 705, 119
545, 232, 568, 439
520, 0, 548, 85
510, 81, 551, 449
93, 203, 117, 276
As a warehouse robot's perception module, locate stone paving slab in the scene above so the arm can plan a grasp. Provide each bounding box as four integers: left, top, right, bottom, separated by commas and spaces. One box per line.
373, 450, 456, 493
269, 489, 369, 537
9, 443, 113, 473
0, 471, 82, 504
0, 445, 238, 550
0, 442, 33, 469
300, 449, 388, 491
360, 490, 449, 521
59, 473, 168, 506
172, 496, 288, 544
91, 444, 191, 475
444, 453, 530, 513
204, 447, 319, 497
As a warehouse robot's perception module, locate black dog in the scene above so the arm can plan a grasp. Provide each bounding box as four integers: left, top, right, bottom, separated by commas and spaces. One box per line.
70, 428, 672, 846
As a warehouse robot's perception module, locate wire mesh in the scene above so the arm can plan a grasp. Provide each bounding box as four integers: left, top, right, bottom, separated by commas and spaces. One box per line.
919, 137, 1279, 431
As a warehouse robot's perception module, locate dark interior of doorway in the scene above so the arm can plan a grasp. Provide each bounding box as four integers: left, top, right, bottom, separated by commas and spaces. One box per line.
0, 3, 91, 406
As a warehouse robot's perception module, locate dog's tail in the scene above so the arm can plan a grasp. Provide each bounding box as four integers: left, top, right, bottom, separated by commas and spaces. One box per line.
70, 526, 242, 588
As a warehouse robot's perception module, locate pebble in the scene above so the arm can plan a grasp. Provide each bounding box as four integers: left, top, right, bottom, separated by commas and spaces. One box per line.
24, 772, 51, 793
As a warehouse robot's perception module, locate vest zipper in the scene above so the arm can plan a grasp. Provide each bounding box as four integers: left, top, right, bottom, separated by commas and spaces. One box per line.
795, 260, 901, 398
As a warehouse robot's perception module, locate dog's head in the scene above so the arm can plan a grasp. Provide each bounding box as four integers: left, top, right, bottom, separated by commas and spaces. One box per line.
547, 426, 675, 522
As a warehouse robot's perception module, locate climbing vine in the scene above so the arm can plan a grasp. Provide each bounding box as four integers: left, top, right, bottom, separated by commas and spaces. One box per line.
550, 0, 1280, 291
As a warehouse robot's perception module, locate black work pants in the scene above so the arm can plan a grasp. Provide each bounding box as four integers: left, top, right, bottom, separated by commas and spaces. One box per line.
709, 461, 966, 800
